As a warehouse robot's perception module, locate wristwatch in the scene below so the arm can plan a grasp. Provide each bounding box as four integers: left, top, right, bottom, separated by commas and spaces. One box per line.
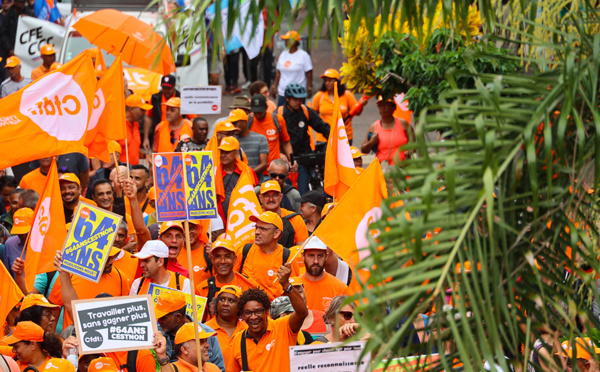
283, 283, 294, 293
157, 355, 170, 366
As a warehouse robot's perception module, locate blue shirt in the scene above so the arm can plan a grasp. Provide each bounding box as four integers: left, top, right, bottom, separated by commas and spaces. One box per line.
2, 235, 24, 279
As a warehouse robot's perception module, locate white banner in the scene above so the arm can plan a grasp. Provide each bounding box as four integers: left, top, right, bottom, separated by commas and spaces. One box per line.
14, 16, 65, 79
180, 86, 222, 115
289, 341, 371, 372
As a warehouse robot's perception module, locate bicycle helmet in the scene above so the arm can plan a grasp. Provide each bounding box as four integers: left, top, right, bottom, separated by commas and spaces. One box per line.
284, 83, 308, 98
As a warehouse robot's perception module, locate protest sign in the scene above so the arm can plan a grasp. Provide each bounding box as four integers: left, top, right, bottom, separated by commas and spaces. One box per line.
14, 16, 65, 79
180, 86, 222, 115
183, 151, 218, 219
289, 341, 370, 372
148, 283, 207, 321
371, 355, 441, 372
61, 202, 122, 282
123, 67, 161, 101
72, 295, 158, 354
153, 152, 218, 221
153, 152, 187, 221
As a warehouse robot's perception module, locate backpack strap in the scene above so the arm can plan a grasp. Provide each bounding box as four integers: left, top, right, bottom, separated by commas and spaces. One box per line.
346, 266, 353, 286
42, 271, 57, 298
282, 247, 291, 265
124, 349, 138, 372
175, 272, 181, 291
247, 115, 254, 130
172, 365, 179, 372
204, 248, 213, 275
241, 330, 250, 372
206, 276, 219, 308
136, 277, 146, 295
282, 212, 300, 221
270, 111, 281, 135
238, 243, 253, 274
301, 104, 309, 121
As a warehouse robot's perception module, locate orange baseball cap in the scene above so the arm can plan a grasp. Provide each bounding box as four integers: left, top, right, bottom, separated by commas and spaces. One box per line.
126, 94, 153, 110
5, 56, 20, 68
154, 290, 187, 319
20, 294, 60, 312
87, 357, 119, 372
250, 211, 283, 231
212, 238, 235, 253
218, 136, 240, 151
162, 97, 181, 108
350, 146, 365, 159
216, 285, 242, 298
148, 186, 156, 201
260, 180, 281, 194
174, 322, 215, 345
159, 221, 184, 235
321, 202, 334, 218
320, 69, 340, 80
557, 339, 591, 360
11, 208, 34, 235
50, 62, 62, 71
59, 173, 81, 186
281, 30, 301, 42
376, 95, 396, 105
229, 108, 248, 123
41, 358, 76, 372
1, 321, 44, 345
108, 140, 122, 154
109, 247, 121, 257
40, 44, 56, 56
214, 121, 239, 133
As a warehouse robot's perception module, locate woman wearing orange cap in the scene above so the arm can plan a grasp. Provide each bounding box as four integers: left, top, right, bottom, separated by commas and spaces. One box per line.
312, 69, 365, 145
271, 31, 313, 106
361, 96, 413, 166
0, 321, 63, 371
16, 294, 61, 333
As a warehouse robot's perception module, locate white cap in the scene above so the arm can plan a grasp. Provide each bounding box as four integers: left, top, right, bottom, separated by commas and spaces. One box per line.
304, 236, 328, 250
133, 240, 169, 259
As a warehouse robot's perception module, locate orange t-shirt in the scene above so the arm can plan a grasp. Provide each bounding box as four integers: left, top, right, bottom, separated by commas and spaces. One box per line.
281, 208, 309, 244
17, 356, 50, 371
239, 244, 300, 300
107, 350, 157, 372
49, 267, 132, 327
266, 99, 277, 113
113, 249, 139, 280
228, 316, 297, 372
30, 64, 50, 80
173, 358, 221, 372
195, 272, 259, 297
118, 120, 142, 165
18, 168, 47, 196
205, 317, 248, 368
153, 119, 193, 153
177, 246, 212, 288
300, 272, 350, 312
250, 113, 291, 166
312, 90, 358, 141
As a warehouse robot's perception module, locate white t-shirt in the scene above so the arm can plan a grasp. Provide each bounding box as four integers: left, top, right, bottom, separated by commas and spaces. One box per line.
334, 258, 351, 285
129, 274, 192, 296
276, 49, 313, 96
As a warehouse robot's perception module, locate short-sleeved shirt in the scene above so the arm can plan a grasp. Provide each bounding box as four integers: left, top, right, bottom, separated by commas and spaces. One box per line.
57, 153, 90, 181
276, 49, 312, 97
236, 132, 269, 180
31, 64, 50, 80
250, 114, 291, 166
312, 90, 358, 141
300, 272, 350, 312
129, 270, 192, 296
18, 168, 47, 196
228, 316, 298, 372
107, 350, 156, 372
195, 272, 259, 298
173, 358, 221, 372
177, 247, 212, 286
0, 77, 32, 98
239, 244, 300, 300
112, 249, 139, 280
205, 317, 248, 368
281, 208, 309, 244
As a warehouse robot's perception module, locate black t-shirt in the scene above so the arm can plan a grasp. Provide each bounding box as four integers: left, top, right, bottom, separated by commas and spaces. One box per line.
57, 153, 89, 179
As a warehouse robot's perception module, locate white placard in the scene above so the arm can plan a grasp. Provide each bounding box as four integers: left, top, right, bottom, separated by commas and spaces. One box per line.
180, 86, 222, 115
14, 17, 65, 79
289, 341, 370, 372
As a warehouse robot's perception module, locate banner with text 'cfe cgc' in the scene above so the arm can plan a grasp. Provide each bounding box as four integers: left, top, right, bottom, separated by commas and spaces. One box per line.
72, 295, 158, 355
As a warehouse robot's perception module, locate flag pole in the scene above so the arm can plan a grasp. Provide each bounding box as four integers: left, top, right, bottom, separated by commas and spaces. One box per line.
272, 234, 314, 284
183, 220, 204, 368
125, 138, 131, 179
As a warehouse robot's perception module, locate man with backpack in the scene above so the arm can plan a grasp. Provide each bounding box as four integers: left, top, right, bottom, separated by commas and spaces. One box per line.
258, 181, 308, 248
238, 211, 301, 300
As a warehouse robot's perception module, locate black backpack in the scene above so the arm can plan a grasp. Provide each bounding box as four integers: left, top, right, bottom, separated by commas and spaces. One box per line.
278, 213, 300, 248
238, 243, 291, 274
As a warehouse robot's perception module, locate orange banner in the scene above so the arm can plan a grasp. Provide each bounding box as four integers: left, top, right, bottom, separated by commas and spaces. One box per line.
225, 172, 263, 250
0, 50, 96, 169
0, 260, 24, 337
25, 160, 68, 290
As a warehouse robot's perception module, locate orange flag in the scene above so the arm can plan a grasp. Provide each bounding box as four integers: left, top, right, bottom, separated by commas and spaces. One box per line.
85, 55, 126, 163
323, 83, 358, 200
91, 47, 108, 76
0, 261, 24, 337
225, 172, 263, 251
24, 160, 67, 290
314, 159, 387, 283
0, 50, 96, 170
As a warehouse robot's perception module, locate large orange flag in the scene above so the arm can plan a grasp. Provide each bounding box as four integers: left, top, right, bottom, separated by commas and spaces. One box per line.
0, 51, 96, 170
314, 159, 387, 281
0, 261, 24, 337
85, 55, 126, 163
323, 83, 358, 200
24, 160, 67, 290
225, 172, 263, 251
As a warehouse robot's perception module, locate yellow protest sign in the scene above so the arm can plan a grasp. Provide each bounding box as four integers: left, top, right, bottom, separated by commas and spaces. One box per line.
148, 283, 207, 321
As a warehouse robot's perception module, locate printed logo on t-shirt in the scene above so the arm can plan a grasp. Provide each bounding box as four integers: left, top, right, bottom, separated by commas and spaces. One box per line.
322, 297, 333, 310
194, 266, 203, 272
266, 129, 277, 136
267, 269, 275, 277
284, 61, 292, 68
266, 339, 276, 351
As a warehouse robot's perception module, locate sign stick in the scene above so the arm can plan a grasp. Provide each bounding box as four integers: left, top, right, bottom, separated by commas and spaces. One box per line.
183, 220, 204, 367
125, 138, 131, 179
272, 233, 314, 284
112, 152, 121, 180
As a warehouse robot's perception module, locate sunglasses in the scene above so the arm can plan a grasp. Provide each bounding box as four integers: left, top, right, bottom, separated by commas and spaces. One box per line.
270, 172, 288, 180
339, 311, 354, 321
170, 130, 176, 144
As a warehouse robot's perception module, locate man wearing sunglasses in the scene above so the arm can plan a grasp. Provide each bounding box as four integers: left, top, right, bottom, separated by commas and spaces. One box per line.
153, 97, 193, 153
254, 159, 301, 212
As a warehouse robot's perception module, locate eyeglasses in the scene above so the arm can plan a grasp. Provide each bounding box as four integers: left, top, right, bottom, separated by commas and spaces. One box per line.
242, 308, 265, 318
270, 173, 288, 180
339, 311, 354, 321
170, 130, 176, 144
218, 296, 236, 304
